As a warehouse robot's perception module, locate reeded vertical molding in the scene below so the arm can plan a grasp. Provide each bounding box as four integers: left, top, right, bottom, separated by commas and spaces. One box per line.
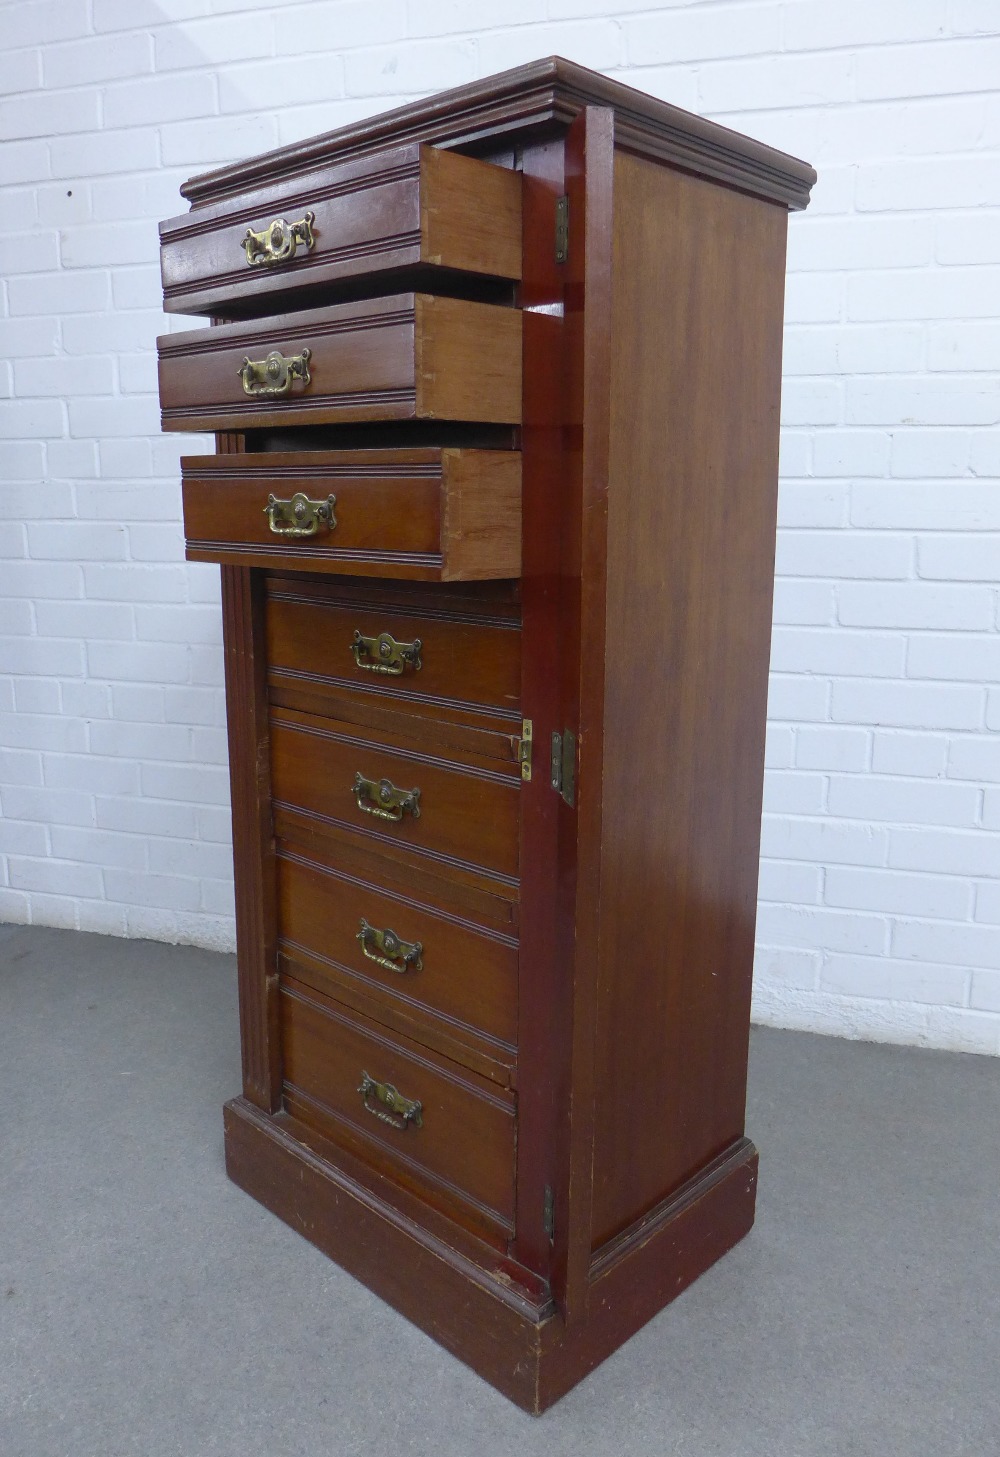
512, 134, 571, 1289
558, 105, 616, 1325
220, 564, 282, 1111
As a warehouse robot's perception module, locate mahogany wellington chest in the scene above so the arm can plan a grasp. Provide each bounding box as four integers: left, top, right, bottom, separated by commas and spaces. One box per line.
156, 57, 814, 1412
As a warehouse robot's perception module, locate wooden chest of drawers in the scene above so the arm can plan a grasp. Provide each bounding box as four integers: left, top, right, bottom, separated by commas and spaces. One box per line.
156, 57, 814, 1412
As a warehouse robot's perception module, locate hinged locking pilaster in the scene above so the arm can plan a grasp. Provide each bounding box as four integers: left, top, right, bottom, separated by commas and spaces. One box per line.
555, 194, 569, 264
550, 729, 576, 806
516, 718, 533, 781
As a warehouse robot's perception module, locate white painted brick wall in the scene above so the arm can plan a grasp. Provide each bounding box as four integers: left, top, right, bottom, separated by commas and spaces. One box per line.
1, 1, 999, 1053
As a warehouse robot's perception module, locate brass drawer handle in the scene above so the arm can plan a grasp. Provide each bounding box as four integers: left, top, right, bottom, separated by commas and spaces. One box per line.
357, 917, 423, 975
263, 491, 336, 538
358, 1071, 422, 1131
238, 347, 311, 398
353, 773, 420, 823
351, 630, 422, 676
242, 211, 316, 267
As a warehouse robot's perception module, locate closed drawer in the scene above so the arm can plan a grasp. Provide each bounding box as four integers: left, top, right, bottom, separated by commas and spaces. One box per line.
270, 708, 521, 882
266, 582, 521, 723
277, 848, 518, 1055
160, 142, 521, 317
281, 980, 516, 1233
157, 293, 521, 433
182, 448, 520, 581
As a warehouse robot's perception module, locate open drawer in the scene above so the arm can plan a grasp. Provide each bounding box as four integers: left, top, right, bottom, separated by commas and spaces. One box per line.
160, 142, 522, 317
182, 448, 521, 580
158, 293, 522, 432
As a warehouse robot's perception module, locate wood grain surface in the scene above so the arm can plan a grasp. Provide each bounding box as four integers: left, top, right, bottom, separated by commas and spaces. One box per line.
280, 979, 517, 1234
274, 804, 521, 932
158, 293, 522, 432
276, 845, 519, 1054
265, 578, 522, 722
181, 57, 815, 212
507, 133, 570, 1288
162, 142, 522, 317
224, 1095, 757, 1412
182, 447, 521, 581
159, 58, 812, 1412
220, 564, 282, 1111
439, 448, 521, 581
269, 706, 522, 881
588, 150, 786, 1250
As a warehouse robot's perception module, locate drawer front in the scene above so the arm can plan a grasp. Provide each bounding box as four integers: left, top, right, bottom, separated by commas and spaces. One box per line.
158, 293, 521, 433
277, 849, 518, 1051
281, 982, 516, 1230
267, 588, 521, 720
182, 448, 521, 582
160, 142, 522, 317
270, 710, 521, 881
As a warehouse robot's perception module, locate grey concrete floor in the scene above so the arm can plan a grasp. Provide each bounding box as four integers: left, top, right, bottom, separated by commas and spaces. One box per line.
1, 923, 998, 1457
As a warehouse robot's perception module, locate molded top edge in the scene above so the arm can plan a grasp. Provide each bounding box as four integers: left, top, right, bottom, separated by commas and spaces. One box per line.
180, 56, 816, 211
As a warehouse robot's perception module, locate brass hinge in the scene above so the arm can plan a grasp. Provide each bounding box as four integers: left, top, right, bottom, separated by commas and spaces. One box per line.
516, 718, 532, 781
550, 729, 576, 806
555, 194, 569, 264
543, 1184, 555, 1244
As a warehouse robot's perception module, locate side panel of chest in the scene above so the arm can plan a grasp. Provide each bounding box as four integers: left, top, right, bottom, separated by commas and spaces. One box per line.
589, 154, 788, 1251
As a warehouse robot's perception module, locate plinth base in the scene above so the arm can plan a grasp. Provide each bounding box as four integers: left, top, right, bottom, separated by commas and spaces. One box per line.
224, 1095, 758, 1413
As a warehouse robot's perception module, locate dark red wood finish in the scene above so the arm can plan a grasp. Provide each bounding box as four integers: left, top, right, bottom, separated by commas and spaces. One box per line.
509, 132, 569, 1294
161, 141, 522, 316
220, 562, 281, 1113
280, 978, 517, 1239
182, 449, 522, 582
269, 706, 522, 881
264, 578, 522, 723
589, 152, 788, 1250
224, 1093, 757, 1412
158, 293, 522, 433
276, 846, 519, 1057
182, 57, 814, 212
158, 58, 812, 1413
